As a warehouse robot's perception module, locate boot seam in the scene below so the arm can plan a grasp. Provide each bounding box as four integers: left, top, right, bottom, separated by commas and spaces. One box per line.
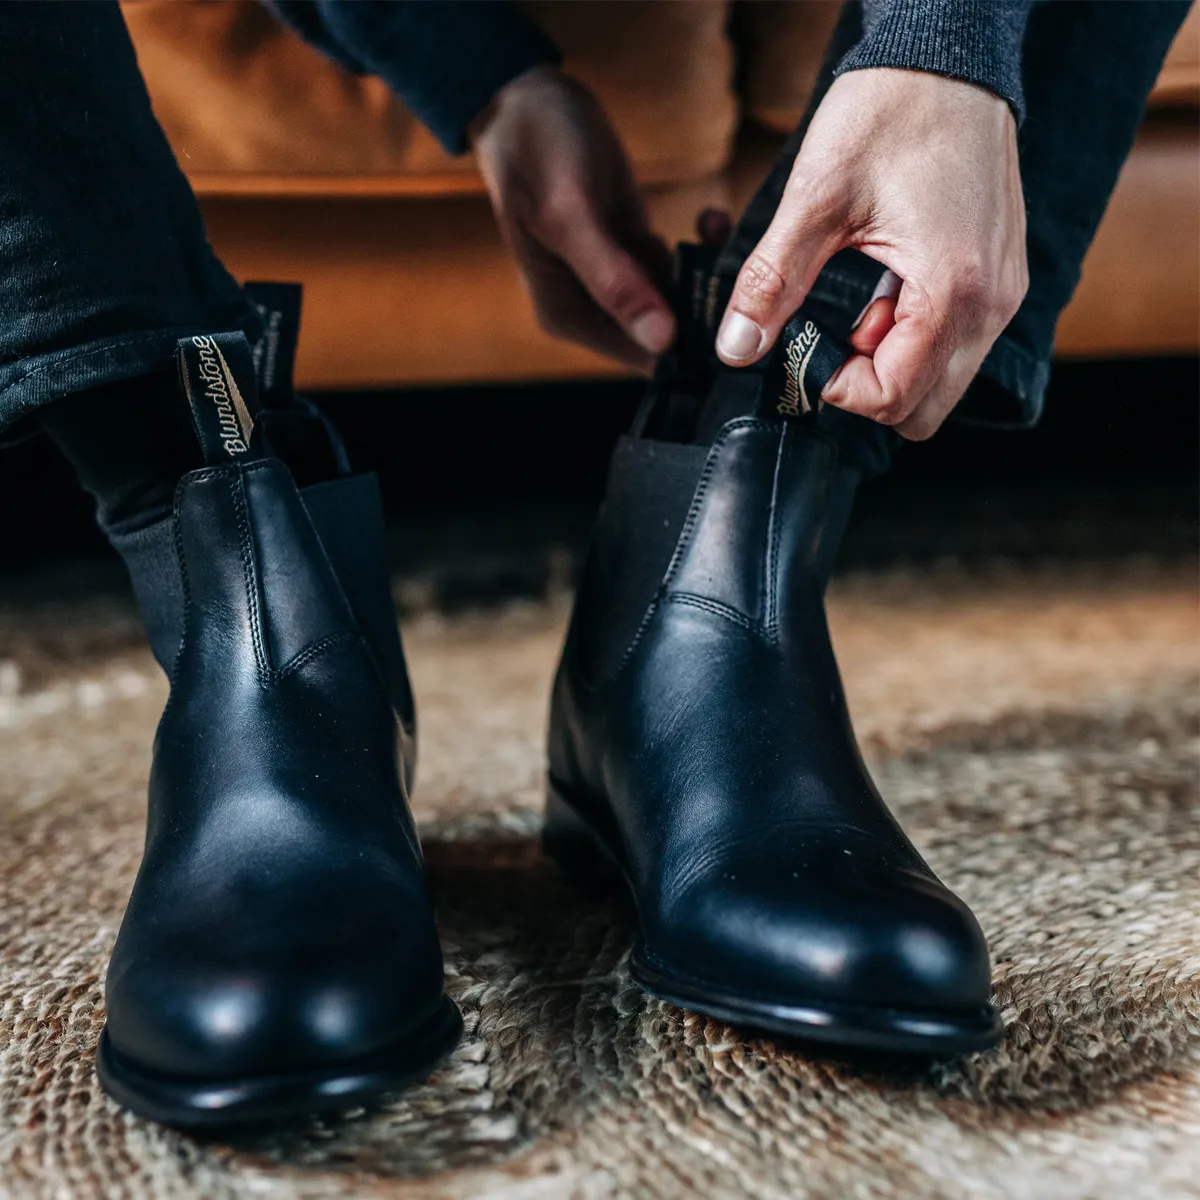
164, 460, 280, 696
232, 469, 271, 684
665, 592, 767, 640
159, 465, 253, 715
159, 460, 364, 710
566, 419, 836, 701
764, 425, 788, 642
659, 418, 779, 599
159, 500, 192, 728
612, 418, 780, 680
273, 629, 362, 681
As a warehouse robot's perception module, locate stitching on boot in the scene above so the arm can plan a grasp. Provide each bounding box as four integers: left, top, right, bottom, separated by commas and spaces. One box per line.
158, 503, 192, 728
658, 418, 777, 597
232, 469, 270, 684
665, 592, 767, 639
274, 630, 362, 681
610, 418, 779, 679
764, 425, 788, 642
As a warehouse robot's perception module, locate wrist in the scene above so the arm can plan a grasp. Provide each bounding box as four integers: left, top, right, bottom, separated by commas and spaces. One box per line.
834, 0, 1031, 123
823, 68, 1016, 141
468, 64, 570, 149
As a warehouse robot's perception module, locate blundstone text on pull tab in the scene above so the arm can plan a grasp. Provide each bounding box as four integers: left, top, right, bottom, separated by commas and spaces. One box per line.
765, 310, 852, 424
245, 281, 303, 405
177, 331, 264, 465
778, 319, 824, 417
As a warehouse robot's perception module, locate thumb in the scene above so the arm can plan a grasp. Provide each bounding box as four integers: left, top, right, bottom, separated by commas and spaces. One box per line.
555, 218, 675, 356
716, 185, 845, 367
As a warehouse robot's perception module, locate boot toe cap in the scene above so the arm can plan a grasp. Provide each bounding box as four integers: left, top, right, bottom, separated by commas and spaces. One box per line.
105, 932, 446, 1083
655, 862, 992, 1019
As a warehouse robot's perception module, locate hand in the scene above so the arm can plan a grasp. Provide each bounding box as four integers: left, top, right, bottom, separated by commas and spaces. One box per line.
715, 69, 1028, 440
471, 65, 675, 373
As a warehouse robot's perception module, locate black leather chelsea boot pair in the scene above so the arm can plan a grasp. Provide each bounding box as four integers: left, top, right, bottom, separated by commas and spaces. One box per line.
545, 266, 1001, 1055
96, 317, 460, 1126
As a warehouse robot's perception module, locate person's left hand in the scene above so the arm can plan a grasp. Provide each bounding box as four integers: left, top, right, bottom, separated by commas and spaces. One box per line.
471, 65, 675, 373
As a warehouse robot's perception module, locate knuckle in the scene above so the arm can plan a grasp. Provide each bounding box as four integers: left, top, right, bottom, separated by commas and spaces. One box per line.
785, 169, 844, 227
873, 402, 909, 427
736, 254, 787, 310
898, 280, 952, 348
534, 186, 588, 246
530, 208, 565, 249
867, 366, 924, 426
871, 388, 912, 427
899, 419, 935, 443
592, 272, 645, 321
952, 257, 997, 314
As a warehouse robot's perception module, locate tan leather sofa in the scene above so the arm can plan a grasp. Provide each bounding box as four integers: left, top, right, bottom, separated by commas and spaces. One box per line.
123, 0, 1199, 391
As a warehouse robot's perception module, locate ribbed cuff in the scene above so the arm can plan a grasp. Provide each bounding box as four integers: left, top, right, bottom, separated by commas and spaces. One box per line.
835, 0, 1033, 122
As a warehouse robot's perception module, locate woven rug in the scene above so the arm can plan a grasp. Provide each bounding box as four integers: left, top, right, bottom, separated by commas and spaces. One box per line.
0, 559, 1197, 1199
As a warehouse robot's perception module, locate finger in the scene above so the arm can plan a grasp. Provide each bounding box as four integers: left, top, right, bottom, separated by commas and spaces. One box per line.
552, 219, 676, 356
821, 277, 960, 426
824, 270, 901, 384
847, 296, 897, 357
893, 348, 981, 441
517, 233, 658, 372
893, 395, 955, 442
697, 208, 732, 246
715, 175, 846, 366
851, 269, 901, 334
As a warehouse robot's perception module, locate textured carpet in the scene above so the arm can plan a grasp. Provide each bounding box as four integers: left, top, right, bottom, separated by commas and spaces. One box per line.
0, 559, 1197, 1199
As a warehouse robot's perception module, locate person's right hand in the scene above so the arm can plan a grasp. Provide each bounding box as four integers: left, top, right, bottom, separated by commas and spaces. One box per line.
471, 65, 674, 373
715, 68, 1028, 440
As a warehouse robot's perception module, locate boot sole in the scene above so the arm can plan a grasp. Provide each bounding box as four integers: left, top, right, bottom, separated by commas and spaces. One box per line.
96, 995, 463, 1128
544, 781, 1003, 1057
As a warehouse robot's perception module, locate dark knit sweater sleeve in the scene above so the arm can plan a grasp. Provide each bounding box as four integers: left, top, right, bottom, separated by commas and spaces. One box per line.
835, 0, 1035, 121
266, 1, 561, 154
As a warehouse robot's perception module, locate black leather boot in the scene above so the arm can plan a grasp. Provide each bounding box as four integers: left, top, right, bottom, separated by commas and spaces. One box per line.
545, 283, 1000, 1055
96, 325, 459, 1126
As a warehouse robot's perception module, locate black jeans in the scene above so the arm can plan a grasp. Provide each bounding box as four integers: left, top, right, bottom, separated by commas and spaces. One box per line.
0, 2, 1188, 475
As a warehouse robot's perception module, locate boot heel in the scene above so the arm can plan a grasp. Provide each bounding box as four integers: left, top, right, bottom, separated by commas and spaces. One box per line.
543, 785, 622, 897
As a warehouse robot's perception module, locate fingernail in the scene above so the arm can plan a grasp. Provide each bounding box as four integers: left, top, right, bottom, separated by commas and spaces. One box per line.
716, 311, 765, 362
629, 310, 675, 355
852, 269, 902, 329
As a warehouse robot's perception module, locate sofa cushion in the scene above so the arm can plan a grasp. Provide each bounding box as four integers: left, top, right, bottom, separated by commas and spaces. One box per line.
738, 0, 1199, 134
1152, 0, 1200, 107
121, 0, 737, 196
736, 0, 842, 135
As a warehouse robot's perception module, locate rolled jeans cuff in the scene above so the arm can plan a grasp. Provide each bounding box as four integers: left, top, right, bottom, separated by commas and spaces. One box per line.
0, 302, 258, 438
808, 252, 1050, 430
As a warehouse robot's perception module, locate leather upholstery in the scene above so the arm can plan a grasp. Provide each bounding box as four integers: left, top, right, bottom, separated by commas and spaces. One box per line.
1152, 1, 1200, 106
120, 0, 736, 193
121, 0, 1198, 387
547, 411, 1000, 1052
737, 0, 843, 135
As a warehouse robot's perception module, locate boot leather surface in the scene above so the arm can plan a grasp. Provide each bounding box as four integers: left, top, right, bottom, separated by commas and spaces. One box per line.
548, 415, 1000, 1053
98, 332, 457, 1125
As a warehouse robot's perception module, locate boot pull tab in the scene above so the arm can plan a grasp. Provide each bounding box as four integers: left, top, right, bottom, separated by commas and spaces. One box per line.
245, 281, 302, 407
243, 281, 352, 477
177, 332, 264, 466
760, 309, 852, 425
